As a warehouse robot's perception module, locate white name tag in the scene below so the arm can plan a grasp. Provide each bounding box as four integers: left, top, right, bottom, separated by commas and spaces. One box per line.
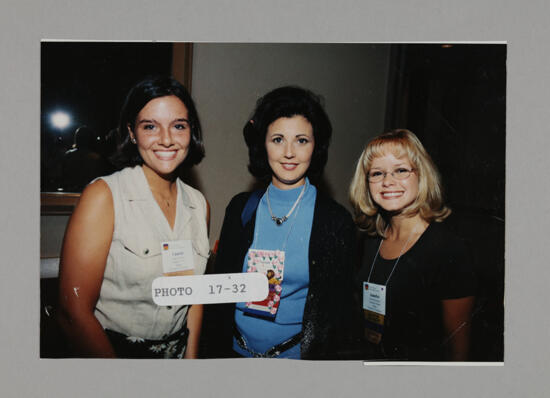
363, 282, 387, 315
152, 273, 268, 305
161, 240, 194, 274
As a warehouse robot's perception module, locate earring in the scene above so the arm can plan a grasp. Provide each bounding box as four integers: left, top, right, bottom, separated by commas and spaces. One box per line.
131, 137, 137, 144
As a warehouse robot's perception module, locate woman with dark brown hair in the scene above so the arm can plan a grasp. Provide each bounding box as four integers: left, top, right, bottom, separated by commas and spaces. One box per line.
58, 76, 209, 358
208, 86, 355, 359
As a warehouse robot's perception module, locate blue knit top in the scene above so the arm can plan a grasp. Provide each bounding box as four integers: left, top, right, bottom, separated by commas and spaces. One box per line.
233, 178, 316, 358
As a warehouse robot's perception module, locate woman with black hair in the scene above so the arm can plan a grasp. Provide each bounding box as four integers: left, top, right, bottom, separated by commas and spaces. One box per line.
58, 76, 209, 358
209, 86, 355, 359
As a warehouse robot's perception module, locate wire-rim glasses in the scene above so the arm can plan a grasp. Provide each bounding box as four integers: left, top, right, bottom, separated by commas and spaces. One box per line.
367, 167, 415, 183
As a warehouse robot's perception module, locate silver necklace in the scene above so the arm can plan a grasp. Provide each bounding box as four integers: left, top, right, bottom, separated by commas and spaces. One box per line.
367, 222, 419, 285
266, 183, 307, 226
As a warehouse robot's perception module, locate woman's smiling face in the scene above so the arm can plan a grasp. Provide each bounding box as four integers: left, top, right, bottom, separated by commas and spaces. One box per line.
265, 115, 315, 190
368, 147, 419, 212
129, 95, 191, 178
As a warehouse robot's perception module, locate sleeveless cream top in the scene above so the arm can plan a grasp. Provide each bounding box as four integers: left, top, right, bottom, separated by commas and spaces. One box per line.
94, 166, 209, 339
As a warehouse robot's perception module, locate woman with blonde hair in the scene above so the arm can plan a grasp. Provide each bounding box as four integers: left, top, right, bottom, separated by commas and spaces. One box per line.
350, 129, 476, 361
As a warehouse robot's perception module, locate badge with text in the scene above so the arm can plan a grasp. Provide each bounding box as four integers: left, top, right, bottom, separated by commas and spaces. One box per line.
161, 240, 194, 275
243, 249, 284, 320
152, 273, 269, 305
363, 282, 386, 344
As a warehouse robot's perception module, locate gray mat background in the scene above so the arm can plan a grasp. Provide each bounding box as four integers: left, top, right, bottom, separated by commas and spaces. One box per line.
1, 0, 547, 396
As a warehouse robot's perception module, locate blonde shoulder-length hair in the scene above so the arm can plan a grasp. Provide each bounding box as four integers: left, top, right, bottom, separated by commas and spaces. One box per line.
349, 129, 451, 237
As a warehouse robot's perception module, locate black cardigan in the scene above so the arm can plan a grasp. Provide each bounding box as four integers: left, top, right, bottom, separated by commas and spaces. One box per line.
203, 190, 356, 360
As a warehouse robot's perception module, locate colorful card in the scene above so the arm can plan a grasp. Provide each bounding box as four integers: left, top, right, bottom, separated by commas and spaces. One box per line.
243, 249, 285, 319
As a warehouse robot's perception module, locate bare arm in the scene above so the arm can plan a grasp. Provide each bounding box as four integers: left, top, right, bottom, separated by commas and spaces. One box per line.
183, 198, 210, 358
206, 199, 210, 235
441, 296, 475, 361
57, 180, 116, 357
184, 304, 203, 358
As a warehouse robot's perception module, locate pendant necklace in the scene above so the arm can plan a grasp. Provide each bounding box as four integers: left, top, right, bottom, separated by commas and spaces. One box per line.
152, 186, 175, 209
367, 222, 419, 285
266, 183, 307, 226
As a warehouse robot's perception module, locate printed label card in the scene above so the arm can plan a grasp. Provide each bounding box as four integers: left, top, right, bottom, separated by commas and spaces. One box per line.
161, 240, 195, 276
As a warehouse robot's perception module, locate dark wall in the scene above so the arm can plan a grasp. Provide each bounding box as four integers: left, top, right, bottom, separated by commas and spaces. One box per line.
385, 44, 506, 218
41, 42, 173, 192
385, 44, 506, 361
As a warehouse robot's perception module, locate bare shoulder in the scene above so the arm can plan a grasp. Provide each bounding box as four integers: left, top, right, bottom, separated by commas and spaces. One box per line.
79, 179, 113, 207
68, 179, 114, 232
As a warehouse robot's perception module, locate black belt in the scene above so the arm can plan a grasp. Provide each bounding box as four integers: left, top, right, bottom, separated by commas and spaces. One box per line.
233, 325, 303, 358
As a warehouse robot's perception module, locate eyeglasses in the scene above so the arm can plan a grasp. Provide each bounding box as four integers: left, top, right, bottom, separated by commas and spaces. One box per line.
367, 167, 415, 183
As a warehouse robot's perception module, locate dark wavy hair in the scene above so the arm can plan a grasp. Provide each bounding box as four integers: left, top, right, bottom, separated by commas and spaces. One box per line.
243, 86, 332, 181
111, 75, 204, 170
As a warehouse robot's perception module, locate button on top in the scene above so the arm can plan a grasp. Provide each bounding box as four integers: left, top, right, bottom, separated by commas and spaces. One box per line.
144, 248, 149, 254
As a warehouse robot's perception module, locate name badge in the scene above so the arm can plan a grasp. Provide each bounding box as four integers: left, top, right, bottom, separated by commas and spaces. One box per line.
243, 249, 285, 320
161, 240, 194, 274
363, 282, 386, 315
363, 282, 387, 344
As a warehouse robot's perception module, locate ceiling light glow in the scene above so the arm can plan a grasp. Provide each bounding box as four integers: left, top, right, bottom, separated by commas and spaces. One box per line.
51, 111, 71, 129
